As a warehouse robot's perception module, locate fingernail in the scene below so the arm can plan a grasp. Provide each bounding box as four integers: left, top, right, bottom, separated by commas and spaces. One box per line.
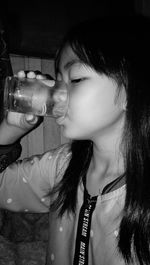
26, 114, 35, 121
27, 72, 36, 78
18, 71, 25, 78
36, 74, 44, 80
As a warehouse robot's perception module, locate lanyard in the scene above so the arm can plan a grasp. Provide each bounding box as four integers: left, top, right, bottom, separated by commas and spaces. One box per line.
73, 188, 98, 265
73, 172, 125, 264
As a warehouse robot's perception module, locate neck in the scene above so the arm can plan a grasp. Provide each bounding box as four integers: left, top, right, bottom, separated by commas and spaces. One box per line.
86, 114, 125, 196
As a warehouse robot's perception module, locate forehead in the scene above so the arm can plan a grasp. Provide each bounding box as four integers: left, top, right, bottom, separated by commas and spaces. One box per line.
57, 45, 80, 73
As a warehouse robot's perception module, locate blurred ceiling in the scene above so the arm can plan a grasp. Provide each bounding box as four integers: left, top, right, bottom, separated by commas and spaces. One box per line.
0, 0, 139, 58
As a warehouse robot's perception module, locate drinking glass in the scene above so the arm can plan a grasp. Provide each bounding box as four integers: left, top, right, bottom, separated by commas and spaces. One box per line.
3, 76, 68, 119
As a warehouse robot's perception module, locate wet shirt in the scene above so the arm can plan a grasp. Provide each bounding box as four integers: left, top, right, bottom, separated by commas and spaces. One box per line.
0, 143, 127, 265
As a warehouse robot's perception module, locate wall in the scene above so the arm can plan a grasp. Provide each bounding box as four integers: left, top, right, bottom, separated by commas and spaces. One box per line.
10, 54, 68, 159
135, 0, 150, 16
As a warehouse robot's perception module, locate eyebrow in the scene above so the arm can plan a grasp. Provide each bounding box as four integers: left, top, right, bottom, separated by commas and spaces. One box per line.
63, 59, 81, 70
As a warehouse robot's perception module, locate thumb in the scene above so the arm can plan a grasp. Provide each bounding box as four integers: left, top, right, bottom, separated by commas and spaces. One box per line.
25, 114, 39, 125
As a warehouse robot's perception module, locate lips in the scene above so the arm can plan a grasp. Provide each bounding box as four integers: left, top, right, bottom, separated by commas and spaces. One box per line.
56, 115, 66, 125
52, 102, 67, 118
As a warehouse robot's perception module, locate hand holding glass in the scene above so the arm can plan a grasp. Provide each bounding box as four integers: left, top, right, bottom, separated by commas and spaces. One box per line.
3, 76, 68, 119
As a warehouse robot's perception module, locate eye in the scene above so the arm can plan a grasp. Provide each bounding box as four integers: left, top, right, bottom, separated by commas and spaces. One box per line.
71, 78, 85, 83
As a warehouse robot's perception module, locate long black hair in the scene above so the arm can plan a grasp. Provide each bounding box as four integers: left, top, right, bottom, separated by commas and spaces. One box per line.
51, 16, 150, 264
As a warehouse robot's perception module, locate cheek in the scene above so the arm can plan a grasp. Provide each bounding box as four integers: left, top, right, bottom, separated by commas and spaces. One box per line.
63, 99, 122, 140
68, 87, 116, 120
68, 94, 92, 123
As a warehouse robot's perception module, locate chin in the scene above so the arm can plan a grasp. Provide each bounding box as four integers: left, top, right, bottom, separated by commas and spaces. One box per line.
62, 130, 75, 140
62, 128, 88, 140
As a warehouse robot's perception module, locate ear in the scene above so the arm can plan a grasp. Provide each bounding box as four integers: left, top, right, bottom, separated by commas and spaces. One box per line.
122, 102, 127, 111
120, 85, 127, 111
116, 85, 127, 111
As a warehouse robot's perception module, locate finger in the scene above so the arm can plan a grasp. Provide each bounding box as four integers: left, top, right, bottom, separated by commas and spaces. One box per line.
27, 71, 36, 79
25, 114, 38, 125
40, 79, 55, 87
17, 71, 26, 78
7, 112, 24, 127
53, 89, 68, 102
36, 74, 45, 80
36, 73, 54, 80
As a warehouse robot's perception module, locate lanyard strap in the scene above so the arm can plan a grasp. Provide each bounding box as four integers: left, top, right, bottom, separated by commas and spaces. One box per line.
73, 189, 98, 265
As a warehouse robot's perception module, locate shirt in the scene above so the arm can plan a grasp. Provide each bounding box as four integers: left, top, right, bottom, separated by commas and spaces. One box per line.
0, 143, 127, 265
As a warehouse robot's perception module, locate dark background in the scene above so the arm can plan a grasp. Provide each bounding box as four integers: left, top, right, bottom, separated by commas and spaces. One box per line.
1, 0, 138, 58
0, 1, 150, 265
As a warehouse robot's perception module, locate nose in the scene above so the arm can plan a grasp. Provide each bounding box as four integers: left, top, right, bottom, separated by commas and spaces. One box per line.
53, 81, 68, 103
52, 81, 68, 118
53, 89, 68, 103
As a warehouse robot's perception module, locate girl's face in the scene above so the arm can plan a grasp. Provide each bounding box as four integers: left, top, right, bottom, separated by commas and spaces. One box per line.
56, 45, 126, 140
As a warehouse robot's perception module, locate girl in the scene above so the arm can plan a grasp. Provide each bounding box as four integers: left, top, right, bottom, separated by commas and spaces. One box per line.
0, 16, 150, 265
